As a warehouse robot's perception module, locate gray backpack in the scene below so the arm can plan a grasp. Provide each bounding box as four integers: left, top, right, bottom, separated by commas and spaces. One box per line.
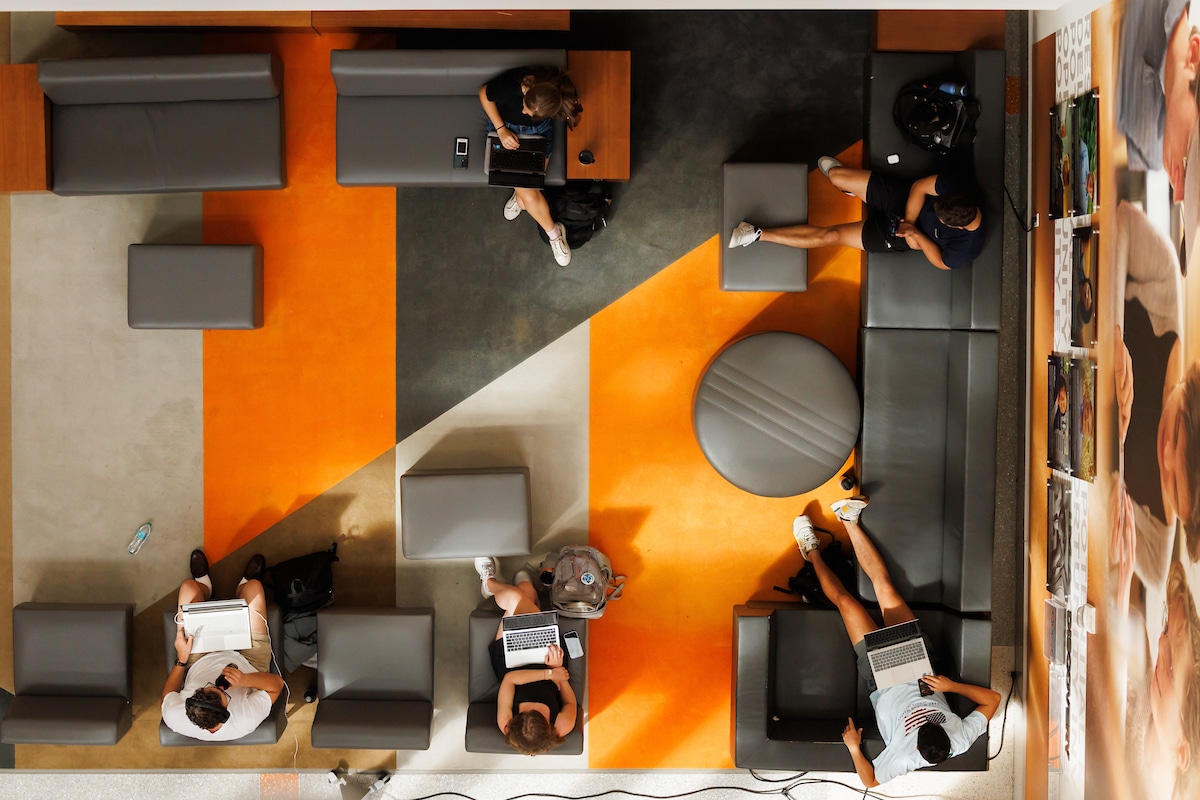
541, 546, 626, 619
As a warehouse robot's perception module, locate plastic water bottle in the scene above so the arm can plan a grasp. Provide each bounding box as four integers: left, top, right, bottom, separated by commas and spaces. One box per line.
938, 81, 968, 97
127, 522, 152, 555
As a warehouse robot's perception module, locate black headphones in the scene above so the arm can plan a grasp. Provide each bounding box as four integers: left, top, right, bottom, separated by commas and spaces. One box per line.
185, 691, 231, 726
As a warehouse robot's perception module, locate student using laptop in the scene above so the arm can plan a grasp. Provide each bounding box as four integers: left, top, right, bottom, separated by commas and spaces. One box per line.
474, 556, 578, 755
161, 549, 285, 741
793, 497, 1001, 786
479, 65, 582, 268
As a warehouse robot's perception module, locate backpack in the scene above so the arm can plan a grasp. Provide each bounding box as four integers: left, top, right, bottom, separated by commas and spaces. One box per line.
774, 539, 856, 609
266, 542, 338, 616
892, 80, 980, 153
540, 545, 626, 619
537, 181, 613, 249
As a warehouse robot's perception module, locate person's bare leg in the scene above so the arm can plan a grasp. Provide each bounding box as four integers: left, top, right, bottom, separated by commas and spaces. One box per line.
176, 579, 209, 609
515, 187, 555, 233
826, 166, 872, 201
490, 578, 542, 640
841, 517, 916, 627
808, 548, 878, 645
760, 221, 865, 250
235, 579, 269, 634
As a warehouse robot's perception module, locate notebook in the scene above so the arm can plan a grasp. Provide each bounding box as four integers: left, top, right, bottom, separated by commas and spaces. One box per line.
180, 598, 253, 654
501, 610, 560, 668
863, 620, 934, 691
485, 133, 548, 189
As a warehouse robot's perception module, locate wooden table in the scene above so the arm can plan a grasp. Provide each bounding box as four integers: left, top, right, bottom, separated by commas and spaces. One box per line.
566, 51, 631, 182
0, 64, 49, 193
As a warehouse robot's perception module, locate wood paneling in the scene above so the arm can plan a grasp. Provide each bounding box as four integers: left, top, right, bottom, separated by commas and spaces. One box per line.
873, 11, 1006, 52
0, 64, 48, 193
311, 10, 569, 33
567, 51, 631, 182
55, 11, 314, 30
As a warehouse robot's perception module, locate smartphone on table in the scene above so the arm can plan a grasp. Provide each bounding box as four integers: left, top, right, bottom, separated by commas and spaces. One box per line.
563, 629, 584, 660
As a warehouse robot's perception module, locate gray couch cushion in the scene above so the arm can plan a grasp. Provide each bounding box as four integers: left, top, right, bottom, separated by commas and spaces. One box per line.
466, 606, 585, 754
400, 468, 532, 559
128, 244, 264, 330
861, 50, 1004, 331
2, 696, 132, 746
38, 54, 281, 106
331, 49, 565, 97
720, 163, 808, 291
312, 699, 433, 750
857, 328, 998, 612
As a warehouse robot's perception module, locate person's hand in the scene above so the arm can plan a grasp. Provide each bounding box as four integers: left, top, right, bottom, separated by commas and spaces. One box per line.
497, 127, 520, 150
896, 221, 920, 246
174, 626, 194, 662
842, 717, 863, 749
1114, 325, 1133, 446
544, 643, 564, 668
220, 666, 248, 688
920, 674, 957, 694
549, 666, 570, 684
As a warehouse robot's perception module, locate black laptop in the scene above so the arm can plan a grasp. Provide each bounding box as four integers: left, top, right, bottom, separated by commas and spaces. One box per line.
484, 133, 548, 189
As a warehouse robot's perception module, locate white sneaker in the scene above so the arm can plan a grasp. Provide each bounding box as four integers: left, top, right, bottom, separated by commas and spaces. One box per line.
817, 156, 844, 177
728, 221, 761, 248
503, 191, 523, 221
475, 557, 498, 598
549, 223, 571, 267
830, 495, 870, 523
792, 515, 821, 560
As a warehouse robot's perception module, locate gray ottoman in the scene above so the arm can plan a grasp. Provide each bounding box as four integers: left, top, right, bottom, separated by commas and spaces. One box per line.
721, 163, 808, 291
694, 332, 860, 497
128, 244, 264, 329
400, 468, 533, 560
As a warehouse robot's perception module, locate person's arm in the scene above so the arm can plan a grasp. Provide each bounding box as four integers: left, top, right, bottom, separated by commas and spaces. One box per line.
161, 627, 193, 701
221, 666, 285, 704
553, 672, 578, 737
842, 717, 880, 788
478, 86, 519, 150
904, 174, 940, 224
921, 675, 1002, 720
897, 222, 950, 270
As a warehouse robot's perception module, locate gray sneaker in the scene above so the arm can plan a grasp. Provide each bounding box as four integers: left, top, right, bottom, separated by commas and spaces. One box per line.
792, 515, 821, 560
830, 495, 870, 523
475, 556, 498, 598
549, 223, 572, 267
817, 156, 844, 177
728, 221, 761, 248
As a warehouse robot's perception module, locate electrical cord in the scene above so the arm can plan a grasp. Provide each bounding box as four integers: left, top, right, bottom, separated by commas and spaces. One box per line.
1003, 182, 1034, 233
986, 670, 1019, 761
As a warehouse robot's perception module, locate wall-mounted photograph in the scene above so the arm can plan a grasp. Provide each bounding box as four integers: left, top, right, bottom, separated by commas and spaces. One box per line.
1048, 354, 1071, 472
1071, 226, 1098, 347
1046, 475, 1071, 598
1050, 100, 1074, 219
1070, 355, 1096, 481
1075, 90, 1099, 215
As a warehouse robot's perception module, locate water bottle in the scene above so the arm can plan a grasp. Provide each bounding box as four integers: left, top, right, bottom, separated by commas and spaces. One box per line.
127, 522, 152, 555
938, 81, 968, 97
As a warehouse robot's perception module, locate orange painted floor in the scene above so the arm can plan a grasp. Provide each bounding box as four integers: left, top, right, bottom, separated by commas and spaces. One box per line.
587, 144, 863, 768
202, 33, 397, 562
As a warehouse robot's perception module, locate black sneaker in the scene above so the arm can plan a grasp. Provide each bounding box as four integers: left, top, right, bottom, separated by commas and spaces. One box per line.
189, 549, 210, 580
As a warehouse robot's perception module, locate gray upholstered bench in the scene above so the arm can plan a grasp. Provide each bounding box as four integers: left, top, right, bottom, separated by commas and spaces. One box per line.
128, 244, 264, 330
720, 162, 808, 291
400, 467, 532, 560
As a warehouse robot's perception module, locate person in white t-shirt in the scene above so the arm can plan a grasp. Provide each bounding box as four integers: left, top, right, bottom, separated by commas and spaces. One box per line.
160, 549, 285, 741
792, 496, 1001, 787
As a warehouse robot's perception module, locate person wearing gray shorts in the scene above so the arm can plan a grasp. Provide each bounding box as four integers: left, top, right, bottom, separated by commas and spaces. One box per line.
791, 497, 1001, 787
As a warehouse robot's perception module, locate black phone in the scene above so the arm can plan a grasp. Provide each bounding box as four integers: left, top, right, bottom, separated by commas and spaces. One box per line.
563, 629, 584, 659
454, 137, 469, 169
918, 675, 934, 696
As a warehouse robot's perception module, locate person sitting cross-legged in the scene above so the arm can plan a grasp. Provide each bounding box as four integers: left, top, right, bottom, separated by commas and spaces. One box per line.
794, 497, 1001, 786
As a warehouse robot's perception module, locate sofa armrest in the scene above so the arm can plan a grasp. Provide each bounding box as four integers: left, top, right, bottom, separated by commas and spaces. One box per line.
39, 54, 281, 105
331, 49, 566, 97
731, 606, 773, 767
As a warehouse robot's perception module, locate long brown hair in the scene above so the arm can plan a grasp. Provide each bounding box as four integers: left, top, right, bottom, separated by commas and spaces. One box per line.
521, 67, 583, 130
503, 709, 565, 755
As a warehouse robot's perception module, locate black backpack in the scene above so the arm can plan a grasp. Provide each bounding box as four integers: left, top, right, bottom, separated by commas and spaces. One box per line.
266, 543, 338, 615
775, 539, 857, 609
893, 80, 980, 153
537, 181, 612, 249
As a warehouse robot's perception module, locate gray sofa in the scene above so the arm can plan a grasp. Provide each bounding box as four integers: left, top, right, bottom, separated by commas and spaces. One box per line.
466, 606, 586, 754
331, 49, 567, 187
38, 53, 285, 195
732, 603, 991, 772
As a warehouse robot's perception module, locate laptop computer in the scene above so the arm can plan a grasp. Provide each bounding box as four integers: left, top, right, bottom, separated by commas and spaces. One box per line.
485, 133, 548, 189
862, 619, 934, 691
180, 598, 253, 654
501, 610, 560, 668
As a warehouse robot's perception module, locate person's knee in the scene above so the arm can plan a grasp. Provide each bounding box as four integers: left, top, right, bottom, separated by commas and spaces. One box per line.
237, 578, 266, 603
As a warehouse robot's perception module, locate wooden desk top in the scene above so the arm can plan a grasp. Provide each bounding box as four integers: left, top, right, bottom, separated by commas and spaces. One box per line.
567, 51, 631, 182
0, 64, 49, 194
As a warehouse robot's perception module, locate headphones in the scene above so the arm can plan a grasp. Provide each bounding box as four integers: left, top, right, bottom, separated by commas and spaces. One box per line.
185, 690, 231, 727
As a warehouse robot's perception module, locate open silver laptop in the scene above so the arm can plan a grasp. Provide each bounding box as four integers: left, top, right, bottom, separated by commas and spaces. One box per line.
863, 620, 934, 691
180, 598, 252, 654
501, 610, 560, 668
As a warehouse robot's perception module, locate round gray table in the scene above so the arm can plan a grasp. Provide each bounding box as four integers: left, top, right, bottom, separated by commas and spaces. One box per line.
693, 331, 861, 497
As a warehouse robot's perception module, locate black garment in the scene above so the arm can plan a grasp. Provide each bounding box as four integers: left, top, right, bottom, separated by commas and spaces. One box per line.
1124, 297, 1175, 523
860, 171, 985, 268
487, 638, 567, 723
485, 67, 538, 127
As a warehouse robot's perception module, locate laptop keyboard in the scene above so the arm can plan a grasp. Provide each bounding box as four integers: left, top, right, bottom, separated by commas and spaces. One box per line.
491, 146, 546, 173
505, 628, 559, 652
869, 640, 927, 672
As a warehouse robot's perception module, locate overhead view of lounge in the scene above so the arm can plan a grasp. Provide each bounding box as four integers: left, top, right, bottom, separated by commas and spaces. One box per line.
0, 4, 1191, 800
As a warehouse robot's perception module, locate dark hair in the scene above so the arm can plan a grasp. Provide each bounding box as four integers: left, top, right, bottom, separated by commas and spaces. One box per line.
1075, 277, 1094, 323
917, 721, 951, 765
933, 193, 979, 227
1181, 361, 1200, 560
185, 688, 230, 730
503, 709, 565, 755
521, 67, 583, 130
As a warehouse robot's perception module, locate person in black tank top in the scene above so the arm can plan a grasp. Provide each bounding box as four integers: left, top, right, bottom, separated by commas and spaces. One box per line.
475, 556, 578, 755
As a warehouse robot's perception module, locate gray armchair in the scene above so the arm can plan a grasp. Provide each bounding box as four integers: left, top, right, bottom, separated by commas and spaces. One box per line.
1, 602, 133, 745
311, 607, 435, 750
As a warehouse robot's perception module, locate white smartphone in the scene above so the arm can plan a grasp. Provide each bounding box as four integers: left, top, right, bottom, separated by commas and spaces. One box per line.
454, 137, 469, 169
563, 629, 584, 659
